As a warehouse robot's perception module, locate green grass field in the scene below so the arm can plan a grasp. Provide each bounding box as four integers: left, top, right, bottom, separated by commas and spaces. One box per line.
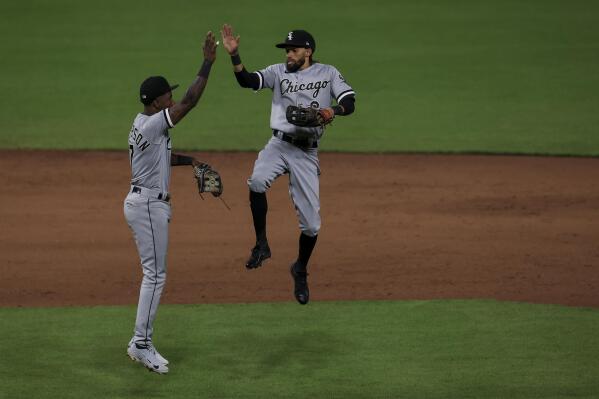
2, 300, 598, 399
1, 0, 598, 154
2, 2, 599, 397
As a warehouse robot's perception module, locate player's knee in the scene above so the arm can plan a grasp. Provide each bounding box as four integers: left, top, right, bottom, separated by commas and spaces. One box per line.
142, 271, 166, 284
247, 177, 268, 193
141, 263, 167, 283
302, 224, 320, 237
156, 268, 166, 281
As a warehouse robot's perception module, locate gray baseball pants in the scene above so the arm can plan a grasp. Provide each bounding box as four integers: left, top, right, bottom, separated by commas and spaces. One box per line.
124, 188, 171, 345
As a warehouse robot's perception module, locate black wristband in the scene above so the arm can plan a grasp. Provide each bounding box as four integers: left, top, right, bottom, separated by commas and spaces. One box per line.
198, 59, 213, 79
231, 53, 241, 66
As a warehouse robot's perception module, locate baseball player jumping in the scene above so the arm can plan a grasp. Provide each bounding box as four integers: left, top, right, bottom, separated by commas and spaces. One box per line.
220, 24, 356, 305
124, 31, 217, 374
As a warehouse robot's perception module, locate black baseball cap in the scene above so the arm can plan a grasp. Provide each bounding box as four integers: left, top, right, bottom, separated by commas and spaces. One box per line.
275, 30, 316, 53
139, 76, 179, 105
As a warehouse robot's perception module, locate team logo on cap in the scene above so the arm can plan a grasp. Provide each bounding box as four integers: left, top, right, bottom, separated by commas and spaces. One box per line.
288, 32, 293, 40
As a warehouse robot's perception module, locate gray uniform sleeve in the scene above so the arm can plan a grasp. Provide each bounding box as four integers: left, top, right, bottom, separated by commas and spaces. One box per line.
256, 65, 279, 90
330, 67, 355, 103
144, 109, 174, 143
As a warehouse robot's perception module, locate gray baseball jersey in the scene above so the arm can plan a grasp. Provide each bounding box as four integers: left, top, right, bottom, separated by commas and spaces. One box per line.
128, 109, 175, 193
124, 108, 175, 346
248, 62, 355, 237
256, 63, 355, 139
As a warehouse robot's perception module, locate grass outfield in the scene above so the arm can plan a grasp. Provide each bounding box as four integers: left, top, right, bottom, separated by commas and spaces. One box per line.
2, 300, 598, 398
1, 0, 599, 154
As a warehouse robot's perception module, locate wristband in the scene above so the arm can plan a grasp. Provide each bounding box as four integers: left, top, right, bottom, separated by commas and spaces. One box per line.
231, 53, 242, 66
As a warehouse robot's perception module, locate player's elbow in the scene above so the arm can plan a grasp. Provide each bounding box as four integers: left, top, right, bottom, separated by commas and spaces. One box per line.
343, 101, 355, 115
236, 78, 259, 91
237, 81, 254, 89
181, 93, 200, 108
339, 96, 355, 116
234, 70, 260, 90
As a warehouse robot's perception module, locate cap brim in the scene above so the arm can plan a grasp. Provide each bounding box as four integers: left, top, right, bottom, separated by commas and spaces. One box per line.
170, 84, 179, 91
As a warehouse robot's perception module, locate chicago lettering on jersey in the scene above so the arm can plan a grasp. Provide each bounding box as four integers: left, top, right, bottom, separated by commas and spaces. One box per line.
280, 79, 329, 99
129, 126, 150, 151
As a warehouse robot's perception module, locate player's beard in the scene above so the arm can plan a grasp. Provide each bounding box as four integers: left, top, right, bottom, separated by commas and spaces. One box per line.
286, 58, 305, 73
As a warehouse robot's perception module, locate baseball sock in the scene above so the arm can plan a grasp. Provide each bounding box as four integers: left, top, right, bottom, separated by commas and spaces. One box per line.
297, 233, 318, 270
249, 190, 268, 245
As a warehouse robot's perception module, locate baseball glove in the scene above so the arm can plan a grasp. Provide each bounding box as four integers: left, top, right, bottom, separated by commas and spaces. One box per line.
286, 105, 335, 127
193, 163, 223, 197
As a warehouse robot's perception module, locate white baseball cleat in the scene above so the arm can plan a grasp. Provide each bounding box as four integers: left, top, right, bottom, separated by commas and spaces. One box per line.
128, 339, 169, 365
147, 342, 169, 366
127, 343, 169, 374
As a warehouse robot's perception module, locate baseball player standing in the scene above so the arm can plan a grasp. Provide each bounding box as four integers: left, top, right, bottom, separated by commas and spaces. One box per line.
220, 24, 356, 305
124, 31, 217, 374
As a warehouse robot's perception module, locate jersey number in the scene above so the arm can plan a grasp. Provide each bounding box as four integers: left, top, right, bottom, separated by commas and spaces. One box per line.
129, 144, 134, 166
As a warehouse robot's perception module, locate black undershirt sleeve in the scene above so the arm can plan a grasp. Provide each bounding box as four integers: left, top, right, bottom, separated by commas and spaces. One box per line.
234, 68, 261, 90
333, 95, 356, 116
170, 154, 194, 166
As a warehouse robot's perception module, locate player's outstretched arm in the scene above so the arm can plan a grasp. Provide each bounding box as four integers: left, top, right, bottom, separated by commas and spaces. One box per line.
168, 31, 218, 126
221, 24, 242, 71
221, 23, 260, 90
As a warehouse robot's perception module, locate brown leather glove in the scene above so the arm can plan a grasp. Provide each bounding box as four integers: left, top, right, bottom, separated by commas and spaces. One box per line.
286, 105, 335, 127
193, 163, 223, 197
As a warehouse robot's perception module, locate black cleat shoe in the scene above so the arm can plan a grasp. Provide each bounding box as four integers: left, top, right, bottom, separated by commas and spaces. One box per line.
246, 243, 271, 269
290, 262, 309, 305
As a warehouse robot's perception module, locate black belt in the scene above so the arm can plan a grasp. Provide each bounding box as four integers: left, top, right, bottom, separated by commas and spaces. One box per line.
132, 186, 170, 202
273, 130, 318, 148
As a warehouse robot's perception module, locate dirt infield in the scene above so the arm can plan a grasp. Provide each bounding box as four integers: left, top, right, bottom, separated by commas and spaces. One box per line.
1, 151, 598, 308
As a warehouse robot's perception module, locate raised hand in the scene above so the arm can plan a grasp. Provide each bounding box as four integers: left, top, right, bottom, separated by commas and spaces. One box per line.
203, 31, 217, 63
220, 23, 240, 55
